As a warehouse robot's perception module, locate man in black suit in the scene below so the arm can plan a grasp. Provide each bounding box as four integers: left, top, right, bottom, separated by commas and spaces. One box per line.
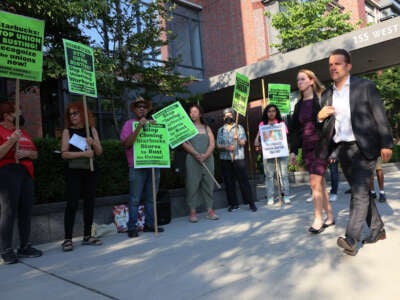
317, 49, 393, 256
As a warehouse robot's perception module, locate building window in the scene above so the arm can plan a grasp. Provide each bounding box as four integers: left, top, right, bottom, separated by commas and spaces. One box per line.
365, 2, 379, 24
168, 2, 204, 79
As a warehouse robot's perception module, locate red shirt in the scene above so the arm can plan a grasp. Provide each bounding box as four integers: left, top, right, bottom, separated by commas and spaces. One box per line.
0, 124, 36, 177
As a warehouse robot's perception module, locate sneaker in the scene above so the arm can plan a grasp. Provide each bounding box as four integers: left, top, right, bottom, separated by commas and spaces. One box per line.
143, 224, 165, 232
267, 198, 274, 205
329, 194, 337, 202
305, 196, 313, 203
370, 191, 377, 200
189, 212, 198, 223
206, 210, 219, 220
127, 229, 139, 238
378, 193, 386, 203
228, 205, 240, 212
1, 248, 18, 264
17, 243, 42, 258
283, 196, 291, 204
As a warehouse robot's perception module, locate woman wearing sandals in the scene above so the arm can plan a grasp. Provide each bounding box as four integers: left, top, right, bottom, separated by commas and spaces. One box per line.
182, 104, 218, 222
61, 101, 103, 251
289, 69, 334, 234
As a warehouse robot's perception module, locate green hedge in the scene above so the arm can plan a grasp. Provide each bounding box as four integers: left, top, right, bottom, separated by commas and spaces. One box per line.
390, 144, 400, 162
33, 139, 129, 204
33, 138, 188, 204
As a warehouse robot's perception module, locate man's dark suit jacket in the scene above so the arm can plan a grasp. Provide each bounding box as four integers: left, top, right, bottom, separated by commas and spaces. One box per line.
319, 76, 393, 160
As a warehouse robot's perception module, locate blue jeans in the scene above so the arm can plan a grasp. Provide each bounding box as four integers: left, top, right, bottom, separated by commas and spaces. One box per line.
127, 168, 160, 231
263, 157, 290, 199
329, 161, 339, 194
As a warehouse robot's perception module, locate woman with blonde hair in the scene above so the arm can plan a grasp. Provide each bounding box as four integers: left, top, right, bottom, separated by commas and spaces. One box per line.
61, 101, 103, 251
289, 69, 334, 233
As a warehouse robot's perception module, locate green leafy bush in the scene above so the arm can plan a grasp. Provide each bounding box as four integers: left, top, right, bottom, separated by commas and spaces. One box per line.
390, 144, 400, 162
33, 138, 129, 204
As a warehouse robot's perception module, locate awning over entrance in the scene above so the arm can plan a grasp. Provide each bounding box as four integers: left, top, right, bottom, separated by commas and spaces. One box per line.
189, 16, 400, 112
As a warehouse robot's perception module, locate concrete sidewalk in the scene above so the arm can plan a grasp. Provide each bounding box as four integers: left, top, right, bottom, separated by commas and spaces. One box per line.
1, 169, 399, 300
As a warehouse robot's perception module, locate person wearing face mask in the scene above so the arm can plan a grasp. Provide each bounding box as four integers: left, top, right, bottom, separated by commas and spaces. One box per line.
0, 101, 42, 264
216, 108, 257, 212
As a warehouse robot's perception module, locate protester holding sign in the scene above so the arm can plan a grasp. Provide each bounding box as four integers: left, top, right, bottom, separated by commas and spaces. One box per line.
61, 101, 103, 251
0, 101, 42, 264
289, 69, 334, 234
182, 104, 218, 222
120, 97, 165, 237
217, 108, 257, 212
254, 104, 290, 206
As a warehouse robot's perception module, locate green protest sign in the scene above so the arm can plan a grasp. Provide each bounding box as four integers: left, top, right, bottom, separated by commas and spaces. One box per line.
232, 72, 250, 116
152, 101, 198, 149
268, 83, 291, 114
63, 39, 97, 98
0, 11, 44, 81
133, 122, 170, 168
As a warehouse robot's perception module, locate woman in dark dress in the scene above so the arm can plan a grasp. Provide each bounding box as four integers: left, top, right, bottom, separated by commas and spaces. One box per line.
289, 69, 334, 234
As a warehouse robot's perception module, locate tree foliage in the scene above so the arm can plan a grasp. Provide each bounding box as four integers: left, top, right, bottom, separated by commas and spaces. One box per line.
84, 0, 190, 100
267, 0, 358, 52
1, 0, 191, 101
0, 0, 92, 79
365, 67, 400, 140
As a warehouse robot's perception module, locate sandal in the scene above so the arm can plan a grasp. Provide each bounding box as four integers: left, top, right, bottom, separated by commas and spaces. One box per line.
62, 239, 73, 252
82, 236, 102, 246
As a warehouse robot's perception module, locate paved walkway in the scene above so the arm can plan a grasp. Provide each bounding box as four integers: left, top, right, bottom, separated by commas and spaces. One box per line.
1, 167, 399, 300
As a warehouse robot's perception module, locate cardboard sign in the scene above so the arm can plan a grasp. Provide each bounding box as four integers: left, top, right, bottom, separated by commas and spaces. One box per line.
232, 72, 250, 116
260, 123, 289, 159
268, 83, 290, 114
0, 11, 44, 81
152, 101, 198, 149
133, 122, 170, 168
63, 39, 97, 97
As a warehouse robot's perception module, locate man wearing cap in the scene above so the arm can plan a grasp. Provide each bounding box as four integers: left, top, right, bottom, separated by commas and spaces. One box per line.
120, 97, 164, 238
217, 108, 257, 212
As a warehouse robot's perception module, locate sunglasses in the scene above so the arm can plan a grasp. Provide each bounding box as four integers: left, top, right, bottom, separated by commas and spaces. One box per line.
69, 111, 80, 117
136, 104, 148, 109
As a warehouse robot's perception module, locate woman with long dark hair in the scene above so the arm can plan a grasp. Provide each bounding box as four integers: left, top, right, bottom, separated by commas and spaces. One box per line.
182, 104, 218, 222
254, 104, 290, 205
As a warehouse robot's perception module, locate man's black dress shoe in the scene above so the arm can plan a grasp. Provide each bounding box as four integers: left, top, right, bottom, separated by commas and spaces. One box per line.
308, 226, 325, 234
362, 229, 386, 244
337, 236, 357, 256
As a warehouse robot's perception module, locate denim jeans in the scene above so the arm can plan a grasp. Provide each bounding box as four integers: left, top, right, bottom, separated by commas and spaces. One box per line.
127, 168, 160, 231
263, 156, 290, 199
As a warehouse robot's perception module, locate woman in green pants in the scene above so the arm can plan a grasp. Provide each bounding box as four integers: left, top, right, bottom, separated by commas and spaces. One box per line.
182, 104, 218, 223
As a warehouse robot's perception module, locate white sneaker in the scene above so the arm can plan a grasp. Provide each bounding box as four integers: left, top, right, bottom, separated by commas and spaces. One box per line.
267, 198, 274, 205
305, 196, 313, 203
329, 194, 337, 202
283, 196, 291, 204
